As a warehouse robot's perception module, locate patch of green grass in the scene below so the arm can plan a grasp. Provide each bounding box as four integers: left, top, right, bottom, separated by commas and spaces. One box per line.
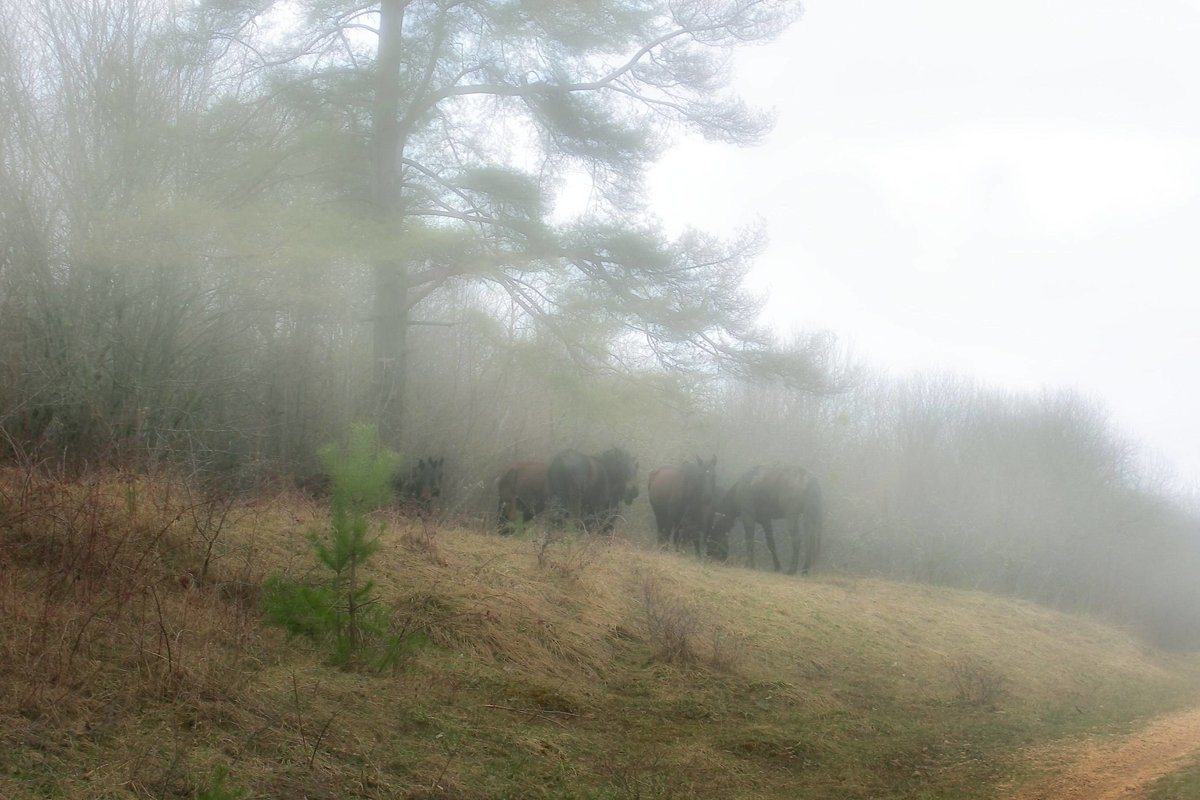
1145, 756, 1200, 800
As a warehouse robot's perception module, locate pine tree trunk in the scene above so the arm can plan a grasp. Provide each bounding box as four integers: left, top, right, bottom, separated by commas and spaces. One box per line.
370, 0, 408, 443
372, 261, 408, 443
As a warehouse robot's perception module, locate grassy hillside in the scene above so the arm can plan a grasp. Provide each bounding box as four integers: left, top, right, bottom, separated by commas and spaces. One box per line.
2, 470, 1199, 799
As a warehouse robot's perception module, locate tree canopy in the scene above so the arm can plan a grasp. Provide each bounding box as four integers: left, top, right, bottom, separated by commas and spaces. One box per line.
0, 0, 833, 463
202, 0, 818, 436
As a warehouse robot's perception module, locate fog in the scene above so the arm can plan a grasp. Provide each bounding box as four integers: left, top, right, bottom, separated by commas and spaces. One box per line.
650, 0, 1200, 491
1, 0, 1198, 649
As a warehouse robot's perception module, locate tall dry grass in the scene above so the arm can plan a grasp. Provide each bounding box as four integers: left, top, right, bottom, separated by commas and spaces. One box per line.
0, 467, 280, 794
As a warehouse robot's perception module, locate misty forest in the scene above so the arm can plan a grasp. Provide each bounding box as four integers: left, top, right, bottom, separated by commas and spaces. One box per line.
3, 1, 1200, 798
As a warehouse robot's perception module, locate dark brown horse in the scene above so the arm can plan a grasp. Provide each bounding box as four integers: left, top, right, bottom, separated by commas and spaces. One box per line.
392, 456, 445, 514
710, 465, 823, 575
546, 447, 639, 533
496, 461, 548, 535
649, 456, 719, 556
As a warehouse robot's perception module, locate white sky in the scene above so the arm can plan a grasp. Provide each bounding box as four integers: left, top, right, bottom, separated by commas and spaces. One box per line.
648, 0, 1200, 491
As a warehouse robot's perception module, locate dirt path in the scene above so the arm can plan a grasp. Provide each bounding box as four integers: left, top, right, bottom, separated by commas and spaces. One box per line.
1010, 706, 1200, 800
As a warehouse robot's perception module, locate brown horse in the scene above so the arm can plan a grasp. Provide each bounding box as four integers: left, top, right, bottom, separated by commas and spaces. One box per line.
649, 456, 719, 556
547, 447, 639, 533
710, 465, 823, 575
392, 456, 445, 514
496, 461, 548, 535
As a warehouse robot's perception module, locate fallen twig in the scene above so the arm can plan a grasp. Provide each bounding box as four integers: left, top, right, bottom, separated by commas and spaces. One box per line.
481, 703, 580, 727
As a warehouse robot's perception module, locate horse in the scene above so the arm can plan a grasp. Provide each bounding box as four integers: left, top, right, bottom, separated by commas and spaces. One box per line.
393, 456, 445, 513
710, 465, 823, 575
496, 461, 548, 535
648, 455, 719, 557
546, 447, 639, 533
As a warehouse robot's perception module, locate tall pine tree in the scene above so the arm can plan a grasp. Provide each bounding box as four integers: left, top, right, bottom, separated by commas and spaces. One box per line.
201, 0, 822, 441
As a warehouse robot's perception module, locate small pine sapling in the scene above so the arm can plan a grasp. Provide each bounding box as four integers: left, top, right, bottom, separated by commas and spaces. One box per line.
264, 423, 401, 667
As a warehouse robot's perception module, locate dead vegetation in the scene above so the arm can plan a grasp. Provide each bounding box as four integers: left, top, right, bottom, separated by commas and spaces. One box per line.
1, 470, 260, 716
949, 655, 1009, 709
0, 468, 277, 797
2, 468, 1200, 799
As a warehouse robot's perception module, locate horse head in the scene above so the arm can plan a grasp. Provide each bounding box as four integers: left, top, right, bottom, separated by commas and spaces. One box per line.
406, 456, 444, 506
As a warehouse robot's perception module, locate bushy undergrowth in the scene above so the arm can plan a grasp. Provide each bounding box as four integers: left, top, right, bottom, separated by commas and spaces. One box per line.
0, 469, 256, 712
0, 466, 266, 797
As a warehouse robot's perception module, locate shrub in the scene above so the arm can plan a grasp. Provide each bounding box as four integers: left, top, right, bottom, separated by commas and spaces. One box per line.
948, 656, 1007, 708
263, 423, 401, 668
641, 576, 699, 664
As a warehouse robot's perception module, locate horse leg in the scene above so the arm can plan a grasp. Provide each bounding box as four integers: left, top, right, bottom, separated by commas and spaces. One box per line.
742, 513, 757, 569
547, 494, 569, 530
672, 509, 687, 550
498, 498, 511, 535
681, 507, 704, 558
568, 490, 584, 531
805, 497, 821, 575
499, 494, 524, 536
786, 513, 801, 575
600, 507, 617, 535
668, 497, 685, 550
506, 496, 535, 534
653, 507, 671, 547
762, 519, 783, 572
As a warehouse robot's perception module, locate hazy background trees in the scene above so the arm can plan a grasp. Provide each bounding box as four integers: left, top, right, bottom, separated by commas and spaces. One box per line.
1, 0, 1198, 649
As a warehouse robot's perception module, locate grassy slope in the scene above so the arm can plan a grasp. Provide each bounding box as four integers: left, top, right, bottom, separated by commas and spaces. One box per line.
2, 472, 1199, 799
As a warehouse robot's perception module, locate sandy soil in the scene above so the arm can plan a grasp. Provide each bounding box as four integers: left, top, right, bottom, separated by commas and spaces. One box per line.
1010, 706, 1200, 800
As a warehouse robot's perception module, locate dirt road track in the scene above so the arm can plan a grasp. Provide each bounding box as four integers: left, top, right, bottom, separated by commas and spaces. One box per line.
1011, 706, 1200, 799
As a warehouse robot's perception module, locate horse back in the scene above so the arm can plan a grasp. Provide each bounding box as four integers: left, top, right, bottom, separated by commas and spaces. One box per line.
549, 449, 603, 508
648, 466, 682, 512
499, 461, 547, 502
743, 465, 816, 521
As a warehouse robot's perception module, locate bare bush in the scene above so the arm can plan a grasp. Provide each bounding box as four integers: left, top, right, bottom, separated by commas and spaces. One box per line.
398, 514, 446, 566
535, 530, 609, 582
947, 656, 1007, 708
640, 576, 699, 665
0, 468, 257, 721
707, 626, 746, 674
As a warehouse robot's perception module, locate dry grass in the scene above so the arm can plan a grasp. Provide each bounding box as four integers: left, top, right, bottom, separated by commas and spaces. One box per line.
0, 468, 279, 797
3, 467, 1200, 799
